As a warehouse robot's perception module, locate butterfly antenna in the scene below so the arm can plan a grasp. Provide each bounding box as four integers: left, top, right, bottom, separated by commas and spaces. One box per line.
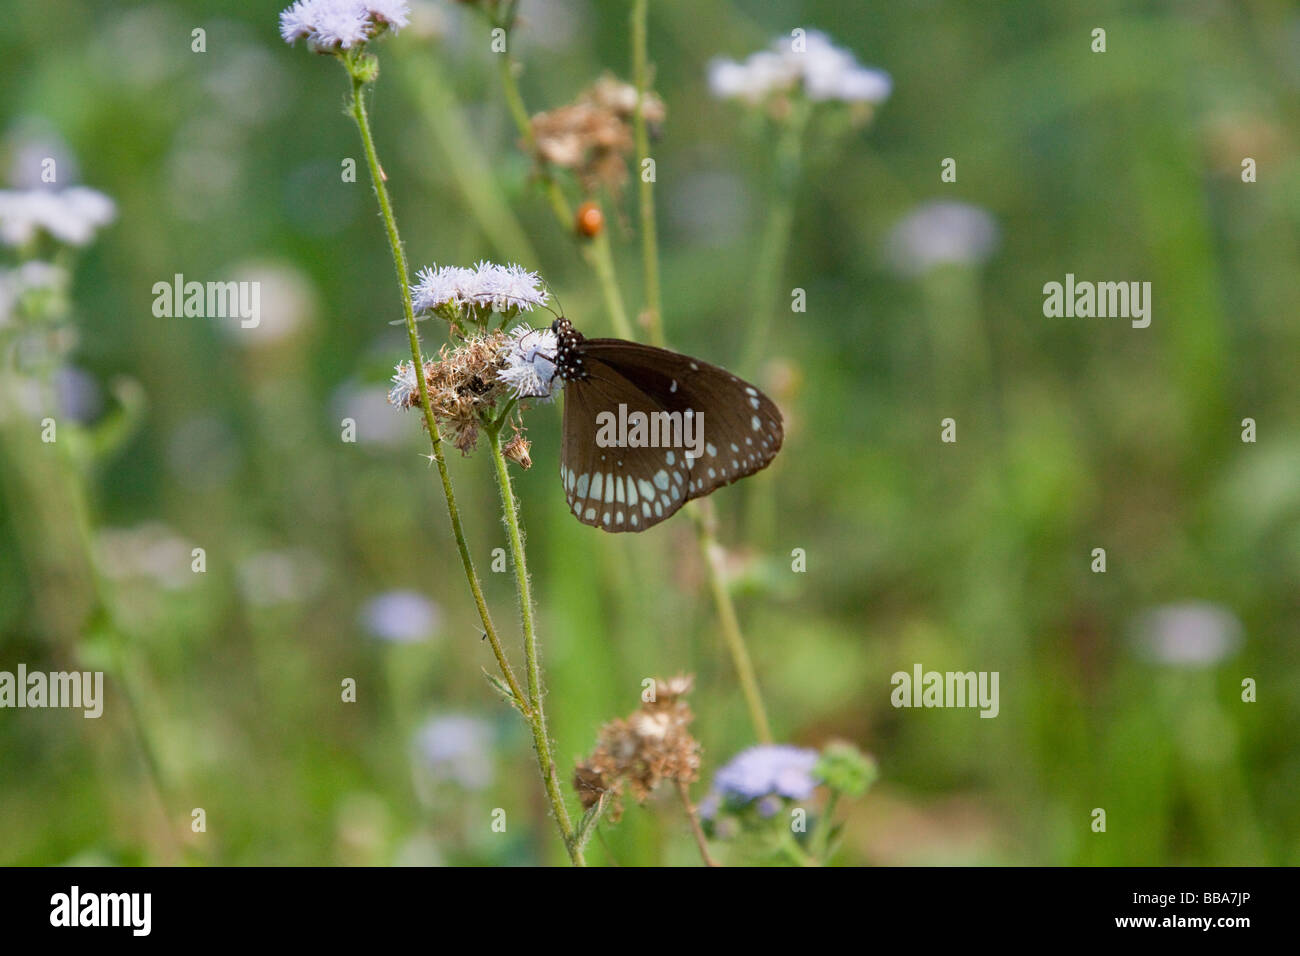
542, 280, 566, 320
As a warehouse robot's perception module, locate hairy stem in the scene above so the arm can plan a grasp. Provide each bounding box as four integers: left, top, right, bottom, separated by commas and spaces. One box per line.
486, 423, 583, 864
347, 72, 526, 712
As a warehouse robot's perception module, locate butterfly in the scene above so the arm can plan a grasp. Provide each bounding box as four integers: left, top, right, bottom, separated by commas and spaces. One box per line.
538, 317, 784, 532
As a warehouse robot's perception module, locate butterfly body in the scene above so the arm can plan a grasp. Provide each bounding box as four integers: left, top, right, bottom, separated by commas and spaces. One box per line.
546, 317, 783, 532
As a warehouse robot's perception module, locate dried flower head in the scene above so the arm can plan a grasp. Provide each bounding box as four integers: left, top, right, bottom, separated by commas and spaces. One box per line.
279, 0, 410, 51
573, 675, 700, 823
502, 431, 532, 469
388, 330, 511, 454
529, 74, 665, 194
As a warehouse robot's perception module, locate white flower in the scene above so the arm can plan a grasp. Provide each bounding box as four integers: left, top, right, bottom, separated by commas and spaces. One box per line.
410, 260, 548, 317
1132, 602, 1244, 668
387, 360, 421, 407
278, 0, 410, 50
708, 30, 890, 106
0, 187, 116, 247
882, 200, 1000, 277
497, 325, 562, 401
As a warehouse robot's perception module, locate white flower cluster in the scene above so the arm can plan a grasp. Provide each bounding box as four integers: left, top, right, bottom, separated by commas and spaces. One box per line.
410, 261, 549, 317
279, 0, 410, 50
0, 187, 116, 247
497, 325, 562, 402
882, 201, 1000, 277
708, 30, 891, 106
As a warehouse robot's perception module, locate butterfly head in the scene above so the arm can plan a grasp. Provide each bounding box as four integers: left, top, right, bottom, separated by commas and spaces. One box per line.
550, 316, 589, 382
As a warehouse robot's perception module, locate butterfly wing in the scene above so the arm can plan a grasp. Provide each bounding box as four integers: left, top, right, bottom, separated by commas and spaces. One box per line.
560, 355, 693, 532
562, 340, 783, 531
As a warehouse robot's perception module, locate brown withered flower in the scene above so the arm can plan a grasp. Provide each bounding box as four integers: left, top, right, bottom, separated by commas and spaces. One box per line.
529, 74, 666, 195
502, 430, 532, 469
572, 674, 700, 823
388, 330, 511, 454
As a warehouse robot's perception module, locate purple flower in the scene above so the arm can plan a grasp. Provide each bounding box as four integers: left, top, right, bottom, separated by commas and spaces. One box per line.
414, 714, 493, 790
1132, 601, 1243, 668
360, 590, 440, 643
710, 745, 820, 808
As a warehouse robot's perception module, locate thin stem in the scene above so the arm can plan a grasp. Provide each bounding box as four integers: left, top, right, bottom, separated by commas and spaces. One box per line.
778, 831, 819, 867
690, 501, 773, 743
486, 423, 583, 864
631, 0, 663, 346
675, 779, 719, 867
495, 36, 634, 338
738, 105, 809, 375
347, 72, 527, 713
810, 791, 841, 862
585, 232, 635, 339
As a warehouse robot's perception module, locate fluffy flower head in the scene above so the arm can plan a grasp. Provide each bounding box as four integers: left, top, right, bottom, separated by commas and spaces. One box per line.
497, 325, 561, 402
705, 744, 820, 813
279, 0, 410, 50
410, 260, 548, 320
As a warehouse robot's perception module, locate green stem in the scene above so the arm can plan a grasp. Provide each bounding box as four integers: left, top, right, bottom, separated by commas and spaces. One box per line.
738, 105, 809, 375
0, 390, 182, 859
584, 232, 634, 339
778, 830, 819, 867
631, 0, 663, 346
810, 790, 840, 861
347, 71, 527, 713
486, 422, 583, 864
690, 501, 773, 743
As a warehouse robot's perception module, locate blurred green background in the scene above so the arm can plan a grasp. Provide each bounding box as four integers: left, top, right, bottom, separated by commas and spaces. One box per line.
1, 0, 1298, 865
